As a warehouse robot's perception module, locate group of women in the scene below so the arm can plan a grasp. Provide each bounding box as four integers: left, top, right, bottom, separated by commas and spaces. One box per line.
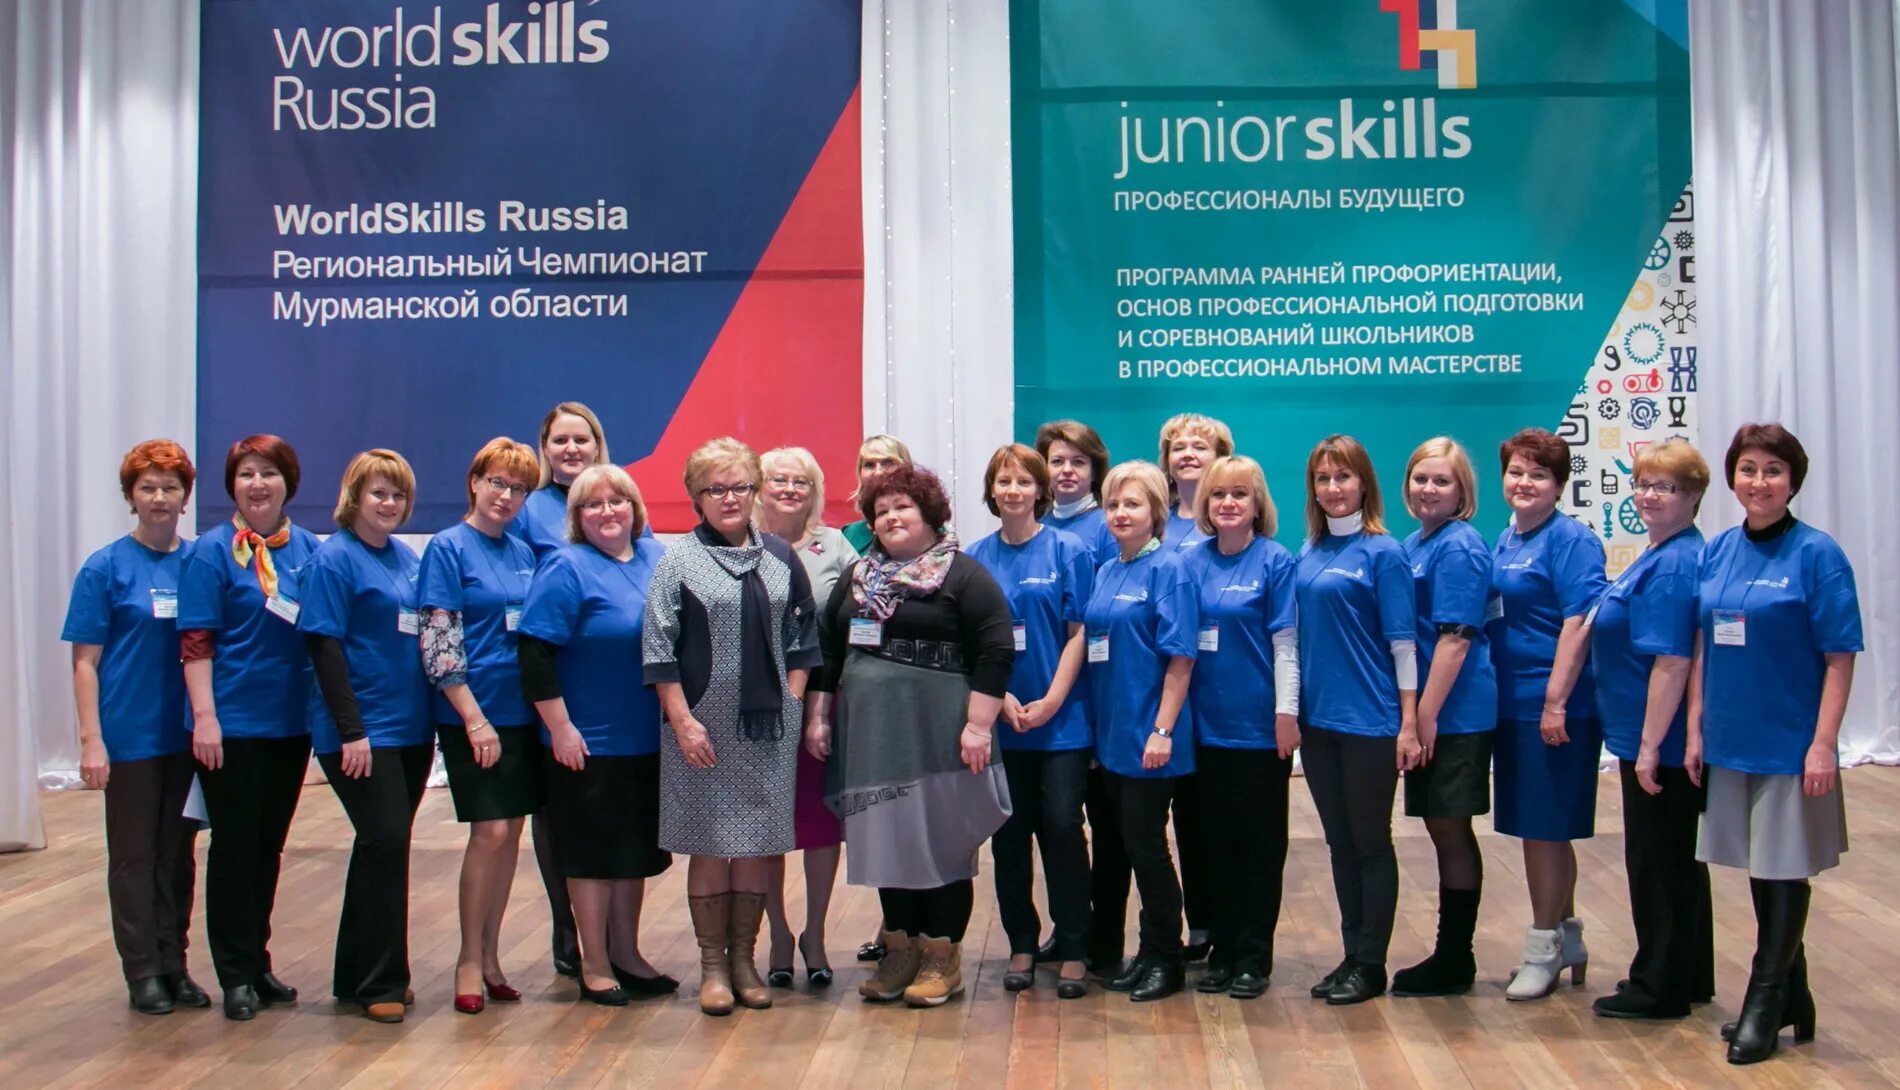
65, 407, 1859, 1066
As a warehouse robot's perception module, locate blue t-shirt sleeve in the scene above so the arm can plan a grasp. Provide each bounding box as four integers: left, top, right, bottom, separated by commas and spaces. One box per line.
296, 548, 352, 639
177, 541, 227, 630
1154, 560, 1200, 658
1061, 537, 1093, 625
61, 554, 111, 644
1629, 569, 1697, 657
1553, 527, 1609, 618
519, 553, 582, 647
416, 535, 465, 612
1806, 544, 1864, 654
1374, 543, 1417, 642
1429, 537, 1491, 629
1265, 547, 1298, 633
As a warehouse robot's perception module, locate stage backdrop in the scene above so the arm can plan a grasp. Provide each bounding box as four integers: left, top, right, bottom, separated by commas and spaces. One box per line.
198, 0, 862, 531
1012, 0, 1695, 566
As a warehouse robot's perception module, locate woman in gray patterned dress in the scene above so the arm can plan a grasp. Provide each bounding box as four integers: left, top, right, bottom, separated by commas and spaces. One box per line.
643, 437, 822, 1017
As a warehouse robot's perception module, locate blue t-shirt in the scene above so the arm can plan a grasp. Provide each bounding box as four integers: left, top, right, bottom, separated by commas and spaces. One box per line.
1164, 510, 1208, 554
1042, 506, 1116, 569
1699, 522, 1862, 775
1589, 527, 1702, 765
418, 521, 537, 727
1186, 536, 1298, 749
509, 483, 654, 562
1083, 548, 1199, 778
298, 529, 432, 753
1487, 513, 1608, 723
1403, 521, 1499, 735
966, 527, 1095, 752
1296, 532, 1417, 736
518, 539, 667, 756
60, 535, 191, 762
177, 520, 324, 739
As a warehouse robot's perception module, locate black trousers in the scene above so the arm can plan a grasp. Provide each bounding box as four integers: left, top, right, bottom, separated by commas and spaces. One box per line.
1085, 764, 1132, 964
1172, 771, 1214, 934
879, 880, 975, 941
103, 751, 199, 981
1618, 760, 1715, 1007
991, 748, 1092, 959
1302, 725, 1400, 968
317, 743, 432, 1005
1201, 746, 1293, 975
1106, 772, 1183, 958
198, 734, 309, 989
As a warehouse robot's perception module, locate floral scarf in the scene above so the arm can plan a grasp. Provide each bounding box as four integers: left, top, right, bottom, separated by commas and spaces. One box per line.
850, 531, 960, 621
231, 515, 292, 599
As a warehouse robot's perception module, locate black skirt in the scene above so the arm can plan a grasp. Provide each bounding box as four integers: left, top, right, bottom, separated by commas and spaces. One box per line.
437, 723, 546, 822
542, 751, 671, 880
1403, 731, 1494, 819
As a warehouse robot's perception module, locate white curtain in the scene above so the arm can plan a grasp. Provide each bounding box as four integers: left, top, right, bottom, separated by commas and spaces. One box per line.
1690, 0, 1900, 765
1, 0, 200, 848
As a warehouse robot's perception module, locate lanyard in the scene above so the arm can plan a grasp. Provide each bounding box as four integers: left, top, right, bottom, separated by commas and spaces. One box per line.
471, 528, 528, 601
355, 532, 413, 609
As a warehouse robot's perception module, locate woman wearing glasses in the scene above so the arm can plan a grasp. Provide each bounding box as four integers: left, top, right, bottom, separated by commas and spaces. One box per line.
417, 438, 544, 1014
754, 447, 859, 988
643, 438, 823, 1016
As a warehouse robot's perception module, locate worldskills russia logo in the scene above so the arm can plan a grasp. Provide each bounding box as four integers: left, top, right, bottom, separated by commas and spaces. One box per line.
1379, 0, 1478, 89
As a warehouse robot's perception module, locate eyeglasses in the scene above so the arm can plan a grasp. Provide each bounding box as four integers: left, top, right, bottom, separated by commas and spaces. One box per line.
1632, 480, 1680, 496
580, 496, 633, 513
483, 477, 531, 497
766, 475, 814, 493
699, 483, 758, 500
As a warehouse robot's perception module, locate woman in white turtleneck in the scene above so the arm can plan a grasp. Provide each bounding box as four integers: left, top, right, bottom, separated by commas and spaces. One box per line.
1292, 434, 1419, 1007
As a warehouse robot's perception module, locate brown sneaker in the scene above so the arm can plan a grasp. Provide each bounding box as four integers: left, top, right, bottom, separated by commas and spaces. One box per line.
857, 930, 920, 1002
689, 893, 736, 1016
903, 936, 964, 1007
728, 891, 773, 1010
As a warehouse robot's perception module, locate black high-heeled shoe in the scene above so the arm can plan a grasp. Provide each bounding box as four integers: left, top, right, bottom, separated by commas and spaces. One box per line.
799, 932, 833, 989
856, 939, 885, 962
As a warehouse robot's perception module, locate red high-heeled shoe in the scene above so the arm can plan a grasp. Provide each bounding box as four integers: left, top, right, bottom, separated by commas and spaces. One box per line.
484, 979, 522, 1002
454, 992, 485, 1015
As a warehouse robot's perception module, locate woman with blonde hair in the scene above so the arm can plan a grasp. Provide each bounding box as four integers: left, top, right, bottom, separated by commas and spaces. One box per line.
840, 434, 914, 553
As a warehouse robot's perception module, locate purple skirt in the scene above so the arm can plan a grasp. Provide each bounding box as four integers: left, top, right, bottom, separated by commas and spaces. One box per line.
794, 747, 842, 850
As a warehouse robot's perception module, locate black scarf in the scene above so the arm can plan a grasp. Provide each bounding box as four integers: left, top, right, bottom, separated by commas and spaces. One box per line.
694, 522, 782, 741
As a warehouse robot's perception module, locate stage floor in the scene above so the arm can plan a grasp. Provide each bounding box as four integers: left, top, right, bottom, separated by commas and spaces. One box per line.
3, 766, 1897, 1088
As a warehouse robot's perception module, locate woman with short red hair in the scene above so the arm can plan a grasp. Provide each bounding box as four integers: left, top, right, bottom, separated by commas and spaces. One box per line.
62, 440, 205, 1016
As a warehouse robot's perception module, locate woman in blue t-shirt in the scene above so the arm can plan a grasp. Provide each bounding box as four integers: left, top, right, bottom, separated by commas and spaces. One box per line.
61, 440, 202, 1016
1585, 438, 1714, 1021
299, 449, 434, 1023
1084, 460, 1198, 1003
417, 438, 545, 1015
1486, 428, 1608, 1001
1692, 424, 1861, 1066
967, 444, 1095, 998
1295, 435, 1419, 1007
179, 434, 322, 1021
1389, 437, 1497, 999
1185, 455, 1298, 1001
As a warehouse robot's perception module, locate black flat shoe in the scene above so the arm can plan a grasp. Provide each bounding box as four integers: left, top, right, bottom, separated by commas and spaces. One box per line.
798, 932, 833, 989
129, 976, 174, 1016
1229, 969, 1269, 1000
1105, 956, 1150, 993
1003, 965, 1035, 992
223, 984, 260, 1021
1311, 958, 1353, 999
1130, 959, 1185, 1003
255, 973, 298, 1005
166, 972, 211, 1008
1593, 991, 1688, 1020
1195, 964, 1235, 994
579, 982, 630, 1006
1182, 940, 1212, 964
1056, 974, 1088, 999
1326, 963, 1387, 1006
613, 965, 680, 996
857, 940, 886, 963
553, 955, 581, 979
767, 966, 795, 987
1034, 937, 1061, 964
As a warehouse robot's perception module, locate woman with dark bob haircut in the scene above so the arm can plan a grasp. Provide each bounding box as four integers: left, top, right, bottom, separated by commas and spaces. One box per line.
805, 463, 1015, 1008
1693, 423, 1860, 1065
178, 435, 324, 1021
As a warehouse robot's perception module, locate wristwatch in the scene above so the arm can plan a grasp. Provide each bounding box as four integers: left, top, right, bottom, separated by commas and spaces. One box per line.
1151, 726, 1173, 739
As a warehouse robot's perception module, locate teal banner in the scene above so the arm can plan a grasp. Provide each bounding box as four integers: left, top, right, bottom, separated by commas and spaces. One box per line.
1012, 0, 1694, 556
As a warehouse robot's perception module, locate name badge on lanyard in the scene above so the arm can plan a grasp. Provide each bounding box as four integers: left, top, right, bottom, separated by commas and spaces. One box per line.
1012, 623, 1027, 652
1087, 633, 1110, 663
1712, 609, 1746, 647
398, 608, 421, 636
1583, 599, 1602, 628
849, 617, 884, 647
149, 589, 178, 619
266, 595, 301, 625
505, 603, 523, 632
1484, 594, 1504, 624
1198, 623, 1220, 652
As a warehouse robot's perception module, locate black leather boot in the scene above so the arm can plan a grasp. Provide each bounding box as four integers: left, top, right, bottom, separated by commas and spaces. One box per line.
1728, 880, 1813, 1065
1392, 887, 1480, 997
128, 976, 174, 1015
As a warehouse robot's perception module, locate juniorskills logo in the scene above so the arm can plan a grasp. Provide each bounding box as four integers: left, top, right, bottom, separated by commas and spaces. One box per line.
1380, 0, 1479, 89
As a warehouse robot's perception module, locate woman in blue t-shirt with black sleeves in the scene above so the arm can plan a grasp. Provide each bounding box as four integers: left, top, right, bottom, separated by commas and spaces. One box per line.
1691, 423, 1861, 1066
62, 439, 202, 1016
1390, 437, 1496, 999
299, 449, 435, 1024
1184, 455, 1299, 1001
1295, 435, 1419, 1007
1585, 438, 1713, 1022
1486, 428, 1608, 1001
178, 434, 322, 1021
1084, 459, 1198, 1003
417, 438, 545, 1015
967, 444, 1096, 999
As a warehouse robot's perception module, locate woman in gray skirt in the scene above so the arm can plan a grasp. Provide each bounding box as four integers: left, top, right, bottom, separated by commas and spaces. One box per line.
644, 437, 823, 1016
1690, 423, 1861, 1066
804, 463, 1016, 1009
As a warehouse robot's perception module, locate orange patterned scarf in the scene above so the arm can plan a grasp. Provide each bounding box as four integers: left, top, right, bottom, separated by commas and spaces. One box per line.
232, 516, 292, 599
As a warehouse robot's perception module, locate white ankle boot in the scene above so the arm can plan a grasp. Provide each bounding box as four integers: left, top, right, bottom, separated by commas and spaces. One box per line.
1559, 916, 1588, 985
1506, 927, 1563, 1001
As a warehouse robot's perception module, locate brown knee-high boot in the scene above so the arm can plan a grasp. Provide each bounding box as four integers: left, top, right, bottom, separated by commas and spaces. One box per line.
689, 894, 735, 1016
728, 891, 773, 1009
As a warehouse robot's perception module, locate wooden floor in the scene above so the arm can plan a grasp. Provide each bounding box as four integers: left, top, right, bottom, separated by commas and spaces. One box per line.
3, 768, 1899, 1089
